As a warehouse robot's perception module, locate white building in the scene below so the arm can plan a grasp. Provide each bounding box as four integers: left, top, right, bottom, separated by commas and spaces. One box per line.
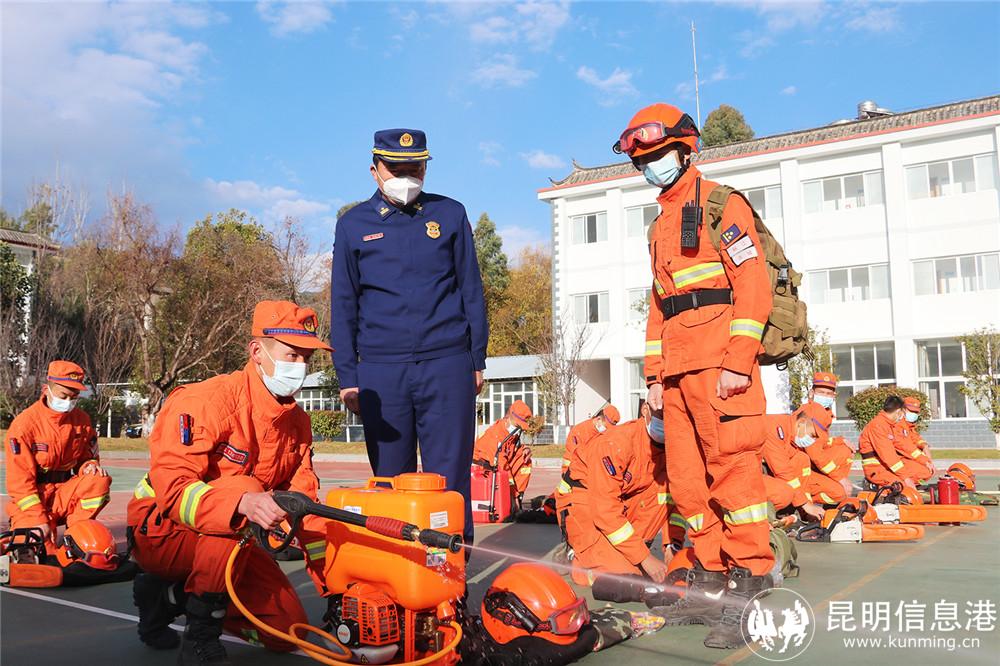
538, 95, 1000, 447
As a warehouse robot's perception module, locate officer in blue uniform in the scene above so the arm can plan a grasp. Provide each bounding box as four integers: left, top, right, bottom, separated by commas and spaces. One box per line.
331, 128, 488, 545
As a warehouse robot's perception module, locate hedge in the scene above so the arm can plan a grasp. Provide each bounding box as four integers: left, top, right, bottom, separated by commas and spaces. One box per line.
845, 386, 931, 432
309, 410, 346, 441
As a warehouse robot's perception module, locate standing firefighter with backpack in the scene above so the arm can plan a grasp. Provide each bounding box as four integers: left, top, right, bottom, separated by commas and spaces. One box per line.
617, 103, 806, 649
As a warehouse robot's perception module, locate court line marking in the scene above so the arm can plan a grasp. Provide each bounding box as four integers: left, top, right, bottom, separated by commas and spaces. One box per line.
714, 527, 954, 666
0, 586, 309, 655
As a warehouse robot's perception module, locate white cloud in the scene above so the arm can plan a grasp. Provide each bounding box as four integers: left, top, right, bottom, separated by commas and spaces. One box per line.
269, 198, 331, 220
204, 179, 299, 205
204, 178, 331, 223
576, 65, 638, 106
470, 16, 515, 44
520, 150, 566, 170
120, 31, 208, 75
674, 80, 694, 101
739, 33, 775, 58
472, 54, 537, 88
845, 6, 900, 33
751, 0, 827, 32
449, 1, 570, 51
498, 224, 549, 259
708, 64, 729, 83
781, 85, 798, 96
515, 1, 571, 50
256, 1, 333, 37
479, 141, 503, 167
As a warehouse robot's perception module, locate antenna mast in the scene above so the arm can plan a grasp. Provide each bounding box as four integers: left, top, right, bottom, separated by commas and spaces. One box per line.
691, 21, 701, 129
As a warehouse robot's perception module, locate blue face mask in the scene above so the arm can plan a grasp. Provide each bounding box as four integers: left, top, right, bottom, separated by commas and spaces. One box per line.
794, 435, 816, 448
814, 395, 835, 410
642, 151, 682, 188
647, 415, 665, 444
905, 411, 919, 423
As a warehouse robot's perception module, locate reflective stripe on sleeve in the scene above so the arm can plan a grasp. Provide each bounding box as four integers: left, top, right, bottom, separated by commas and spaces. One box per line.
179, 481, 212, 528
645, 340, 663, 356
16, 494, 41, 511
724, 502, 769, 526
685, 513, 704, 532
821, 461, 837, 474
787, 478, 801, 489
669, 513, 688, 529
657, 492, 668, 505
890, 461, 905, 473
134, 475, 156, 499
653, 279, 666, 298
604, 521, 635, 546
730, 319, 765, 341
557, 480, 572, 495
819, 493, 836, 504
911, 450, 924, 459
801, 467, 812, 477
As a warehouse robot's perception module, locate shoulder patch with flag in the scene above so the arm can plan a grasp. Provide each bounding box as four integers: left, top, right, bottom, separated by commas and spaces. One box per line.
720, 223, 742, 246
10, 438, 20, 455
601, 456, 617, 477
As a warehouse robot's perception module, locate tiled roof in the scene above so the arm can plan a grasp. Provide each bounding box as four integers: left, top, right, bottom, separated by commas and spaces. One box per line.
0, 227, 60, 250
546, 95, 1000, 190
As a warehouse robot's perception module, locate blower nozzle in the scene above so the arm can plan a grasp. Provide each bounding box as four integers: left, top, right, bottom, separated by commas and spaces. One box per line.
416, 529, 463, 553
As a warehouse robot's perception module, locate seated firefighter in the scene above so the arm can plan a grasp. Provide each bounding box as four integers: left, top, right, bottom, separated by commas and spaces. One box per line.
4, 361, 111, 544
473, 400, 534, 507
460, 563, 664, 666
859, 395, 933, 490
561, 402, 676, 608
760, 407, 827, 520
892, 397, 937, 477
128, 300, 332, 665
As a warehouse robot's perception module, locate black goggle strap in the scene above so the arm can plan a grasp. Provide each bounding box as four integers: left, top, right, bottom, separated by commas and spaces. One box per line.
484, 590, 546, 633
613, 113, 701, 154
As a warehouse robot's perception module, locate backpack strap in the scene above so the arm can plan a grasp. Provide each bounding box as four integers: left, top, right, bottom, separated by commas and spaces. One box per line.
704, 184, 736, 252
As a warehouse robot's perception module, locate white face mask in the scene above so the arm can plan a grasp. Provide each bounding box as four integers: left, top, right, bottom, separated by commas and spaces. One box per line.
377, 171, 423, 206
594, 419, 606, 434
47, 390, 77, 413
259, 345, 307, 397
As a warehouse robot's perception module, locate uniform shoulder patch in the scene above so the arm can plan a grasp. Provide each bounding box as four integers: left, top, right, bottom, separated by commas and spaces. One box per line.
622, 469, 633, 484
601, 456, 617, 477
179, 414, 193, 446
725, 234, 758, 266
215, 442, 249, 466
720, 223, 742, 246
10, 438, 20, 455
776, 425, 784, 440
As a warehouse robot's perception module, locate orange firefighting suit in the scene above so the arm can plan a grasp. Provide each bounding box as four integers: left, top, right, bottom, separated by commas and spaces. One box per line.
563, 420, 669, 580
127, 361, 328, 652
858, 412, 931, 486
893, 423, 934, 475
5, 396, 110, 531
554, 418, 606, 525
761, 414, 848, 508
644, 167, 774, 576
473, 419, 532, 496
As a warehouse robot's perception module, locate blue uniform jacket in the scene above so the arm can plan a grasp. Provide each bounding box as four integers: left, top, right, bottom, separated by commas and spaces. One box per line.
331, 190, 489, 389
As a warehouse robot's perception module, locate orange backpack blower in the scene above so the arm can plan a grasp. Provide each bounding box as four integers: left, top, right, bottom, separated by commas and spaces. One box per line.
0, 528, 63, 588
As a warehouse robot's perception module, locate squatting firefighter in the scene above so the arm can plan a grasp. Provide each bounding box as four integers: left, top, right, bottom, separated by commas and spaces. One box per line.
623, 103, 775, 649
562, 403, 677, 608
858, 395, 933, 490
553, 405, 621, 527
893, 397, 937, 476
459, 563, 665, 666
4, 361, 110, 542
760, 409, 826, 519
801, 373, 855, 499
128, 301, 333, 665
473, 400, 534, 504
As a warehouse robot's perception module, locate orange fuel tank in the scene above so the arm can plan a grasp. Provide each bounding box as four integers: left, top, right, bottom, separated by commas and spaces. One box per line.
323, 474, 466, 611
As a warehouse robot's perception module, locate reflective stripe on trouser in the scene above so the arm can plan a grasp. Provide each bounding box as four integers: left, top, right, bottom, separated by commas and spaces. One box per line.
662, 367, 773, 575
79, 494, 109, 511
16, 494, 41, 511
134, 475, 156, 499
804, 472, 848, 505
9, 472, 112, 529
821, 461, 837, 474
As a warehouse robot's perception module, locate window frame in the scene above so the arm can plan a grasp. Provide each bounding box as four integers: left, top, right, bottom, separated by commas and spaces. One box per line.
804, 263, 891, 304
912, 252, 1000, 296
818, 342, 897, 420
573, 291, 610, 324
802, 170, 884, 214
570, 211, 608, 245
625, 204, 658, 238
915, 339, 986, 420
477, 379, 542, 426
627, 287, 651, 322
743, 184, 783, 220
905, 152, 999, 200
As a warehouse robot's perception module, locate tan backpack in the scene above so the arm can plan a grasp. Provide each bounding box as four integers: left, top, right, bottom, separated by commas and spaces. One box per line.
704, 184, 809, 368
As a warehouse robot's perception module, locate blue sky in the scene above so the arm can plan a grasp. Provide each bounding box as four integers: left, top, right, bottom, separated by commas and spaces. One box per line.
3, 1, 999, 259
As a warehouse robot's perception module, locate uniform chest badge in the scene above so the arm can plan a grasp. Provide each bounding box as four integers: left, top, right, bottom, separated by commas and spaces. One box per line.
777, 426, 784, 440
363, 233, 384, 242
216, 442, 249, 466
425, 221, 441, 239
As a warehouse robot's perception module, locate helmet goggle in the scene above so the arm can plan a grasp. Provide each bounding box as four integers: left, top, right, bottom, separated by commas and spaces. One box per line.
61, 533, 118, 570
613, 114, 700, 155
484, 590, 590, 635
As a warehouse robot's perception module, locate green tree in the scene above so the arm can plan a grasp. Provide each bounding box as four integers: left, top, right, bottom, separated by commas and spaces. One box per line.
846, 386, 931, 433
310, 410, 346, 441
701, 104, 755, 147
489, 246, 551, 357
0, 242, 32, 422
786, 327, 833, 408
473, 213, 510, 332
958, 327, 1000, 449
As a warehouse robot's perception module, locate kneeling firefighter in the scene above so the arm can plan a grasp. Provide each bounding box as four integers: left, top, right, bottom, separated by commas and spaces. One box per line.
127, 301, 333, 665
460, 563, 664, 666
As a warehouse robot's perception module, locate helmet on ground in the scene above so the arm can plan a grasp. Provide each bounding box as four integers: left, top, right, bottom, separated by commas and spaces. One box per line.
56, 520, 118, 571
947, 463, 975, 491
614, 103, 700, 158
482, 563, 589, 645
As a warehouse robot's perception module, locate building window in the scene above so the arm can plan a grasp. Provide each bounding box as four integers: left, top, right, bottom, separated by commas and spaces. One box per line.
802, 171, 884, 214
571, 212, 608, 244
806, 264, 891, 304
744, 185, 783, 220
627, 287, 650, 321
905, 153, 999, 199
822, 342, 897, 418
479, 380, 541, 426
625, 204, 658, 237
628, 358, 646, 420
574, 292, 609, 324
913, 253, 1000, 296
917, 339, 982, 419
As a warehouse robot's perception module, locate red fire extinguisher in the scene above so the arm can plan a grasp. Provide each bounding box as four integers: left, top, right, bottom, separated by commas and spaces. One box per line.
928, 475, 961, 526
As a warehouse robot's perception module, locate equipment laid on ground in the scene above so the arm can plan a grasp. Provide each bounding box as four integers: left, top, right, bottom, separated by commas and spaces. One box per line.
859, 482, 988, 524
796, 502, 925, 543
471, 426, 523, 523
225, 473, 465, 665
947, 463, 975, 491
1, 521, 136, 588
0, 527, 63, 588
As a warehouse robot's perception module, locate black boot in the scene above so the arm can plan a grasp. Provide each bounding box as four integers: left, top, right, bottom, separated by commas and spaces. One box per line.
134, 573, 185, 649
703, 567, 773, 649
178, 592, 231, 665
649, 562, 728, 626
591, 574, 680, 608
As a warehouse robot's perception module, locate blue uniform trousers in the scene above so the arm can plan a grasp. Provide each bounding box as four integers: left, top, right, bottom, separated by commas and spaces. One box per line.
358, 351, 476, 544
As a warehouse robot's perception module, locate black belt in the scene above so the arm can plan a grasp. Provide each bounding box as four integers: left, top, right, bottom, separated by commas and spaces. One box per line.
37, 470, 72, 484
562, 471, 585, 490
860, 452, 877, 460
660, 288, 732, 320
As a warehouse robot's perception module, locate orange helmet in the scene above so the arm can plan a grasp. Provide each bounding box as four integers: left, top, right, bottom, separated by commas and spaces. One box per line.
614, 103, 700, 158
947, 463, 975, 491
481, 563, 589, 645
56, 520, 118, 571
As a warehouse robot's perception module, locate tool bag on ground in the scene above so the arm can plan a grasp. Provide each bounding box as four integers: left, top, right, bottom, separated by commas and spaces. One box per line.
704, 184, 809, 367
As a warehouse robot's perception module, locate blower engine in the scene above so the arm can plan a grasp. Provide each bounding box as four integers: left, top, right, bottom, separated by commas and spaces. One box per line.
231, 473, 466, 665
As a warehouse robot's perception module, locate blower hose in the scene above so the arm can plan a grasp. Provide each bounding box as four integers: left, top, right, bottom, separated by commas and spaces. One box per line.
225, 539, 462, 666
